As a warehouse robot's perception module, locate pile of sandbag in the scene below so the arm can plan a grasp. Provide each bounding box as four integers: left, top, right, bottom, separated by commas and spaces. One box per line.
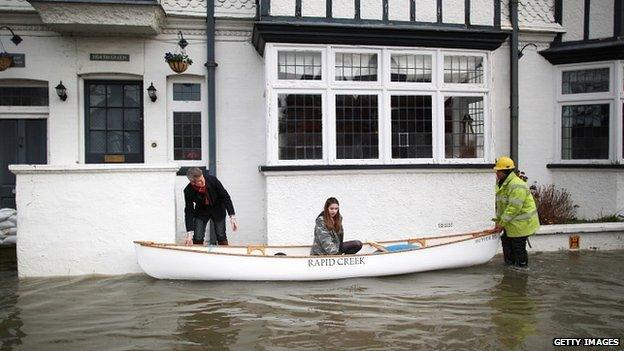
0, 208, 17, 246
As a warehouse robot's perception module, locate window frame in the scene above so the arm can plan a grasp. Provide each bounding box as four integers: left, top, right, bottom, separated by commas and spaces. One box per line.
384, 49, 437, 90
438, 92, 490, 164
167, 77, 208, 167
383, 90, 436, 164
555, 61, 619, 164
265, 43, 492, 166
438, 51, 489, 92
268, 89, 328, 166
269, 45, 327, 90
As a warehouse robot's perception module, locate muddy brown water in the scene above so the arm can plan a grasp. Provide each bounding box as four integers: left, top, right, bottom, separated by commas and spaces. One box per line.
0, 247, 622, 350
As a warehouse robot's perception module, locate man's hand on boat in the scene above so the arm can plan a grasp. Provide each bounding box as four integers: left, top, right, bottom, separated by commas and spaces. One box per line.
185, 231, 194, 246
230, 215, 238, 232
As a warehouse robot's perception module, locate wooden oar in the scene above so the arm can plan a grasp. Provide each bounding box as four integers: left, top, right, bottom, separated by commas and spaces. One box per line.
368, 241, 389, 252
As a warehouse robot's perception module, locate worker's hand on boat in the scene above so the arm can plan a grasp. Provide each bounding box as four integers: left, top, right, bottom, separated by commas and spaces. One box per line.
488, 225, 503, 234
230, 216, 238, 231
184, 231, 194, 246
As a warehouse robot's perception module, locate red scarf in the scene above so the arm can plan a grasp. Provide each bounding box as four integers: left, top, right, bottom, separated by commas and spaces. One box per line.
191, 184, 211, 205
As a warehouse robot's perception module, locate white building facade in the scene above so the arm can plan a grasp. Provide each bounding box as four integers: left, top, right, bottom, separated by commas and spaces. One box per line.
0, 0, 622, 276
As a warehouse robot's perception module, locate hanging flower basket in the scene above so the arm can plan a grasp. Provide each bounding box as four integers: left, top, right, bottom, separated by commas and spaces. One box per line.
165, 52, 193, 74
168, 60, 189, 74
0, 52, 13, 71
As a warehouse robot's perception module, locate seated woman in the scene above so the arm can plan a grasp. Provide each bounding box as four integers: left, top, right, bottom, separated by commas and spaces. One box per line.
310, 197, 362, 255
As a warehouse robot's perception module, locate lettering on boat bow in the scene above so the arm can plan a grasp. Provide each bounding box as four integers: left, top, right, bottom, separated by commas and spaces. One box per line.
475, 234, 497, 244
307, 257, 366, 267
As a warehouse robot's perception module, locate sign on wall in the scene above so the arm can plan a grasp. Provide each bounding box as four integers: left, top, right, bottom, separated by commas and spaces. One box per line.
8, 54, 25, 67
89, 53, 130, 61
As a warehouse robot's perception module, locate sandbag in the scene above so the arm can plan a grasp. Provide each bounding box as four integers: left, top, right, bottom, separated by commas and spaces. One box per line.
3, 227, 17, 236
1, 236, 16, 245
0, 221, 15, 230
0, 208, 16, 222
7, 215, 16, 224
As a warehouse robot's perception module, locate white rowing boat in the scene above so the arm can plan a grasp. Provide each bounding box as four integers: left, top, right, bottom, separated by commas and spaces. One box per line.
134, 230, 500, 281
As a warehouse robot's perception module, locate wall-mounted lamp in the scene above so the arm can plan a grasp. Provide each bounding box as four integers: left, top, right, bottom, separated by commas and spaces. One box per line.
177, 31, 188, 50
55, 81, 67, 101
518, 43, 538, 59
0, 26, 22, 46
147, 82, 157, 102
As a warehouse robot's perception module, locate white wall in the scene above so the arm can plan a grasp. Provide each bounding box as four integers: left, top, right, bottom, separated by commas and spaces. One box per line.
516, 35, 556, 186
550, 170, 622, 219
562, 0, 584, 42
333, 0, 355, 19
214, 39, 267, 244
388, 0, 410, 21
415, 0, 437, 22
360, 0, 382, 20
442, 0, 464, 24
490, 44, 511, 159
589, 0, 614, 40
471, 0, 493, 26
10, 164, 178, 277
264, 170, 496, 245
302, 0, 325, 17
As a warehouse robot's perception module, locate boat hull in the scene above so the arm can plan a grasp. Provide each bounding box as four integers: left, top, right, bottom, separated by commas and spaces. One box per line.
134, 233, 500, 281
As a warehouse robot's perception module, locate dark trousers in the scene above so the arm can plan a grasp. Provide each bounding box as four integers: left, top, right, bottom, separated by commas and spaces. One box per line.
501, 233, 528, 267
193, 217, 227, 245
339, 240, 363, 255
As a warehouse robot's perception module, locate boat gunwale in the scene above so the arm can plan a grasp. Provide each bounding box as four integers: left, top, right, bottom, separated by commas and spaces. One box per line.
134, 230, 497, 259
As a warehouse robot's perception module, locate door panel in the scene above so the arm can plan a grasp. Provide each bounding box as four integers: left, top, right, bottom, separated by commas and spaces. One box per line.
0, 119, 47, 209
85, 81, 144, 163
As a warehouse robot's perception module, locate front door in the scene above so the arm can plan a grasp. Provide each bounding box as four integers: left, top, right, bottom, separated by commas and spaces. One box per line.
0, 119, 47, 208
85, 81, 144, 163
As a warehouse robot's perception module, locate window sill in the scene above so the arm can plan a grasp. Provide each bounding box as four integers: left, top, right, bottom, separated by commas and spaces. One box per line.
177, 166, 207, 176
547, 163, 624, 169
259, 163, 494, 173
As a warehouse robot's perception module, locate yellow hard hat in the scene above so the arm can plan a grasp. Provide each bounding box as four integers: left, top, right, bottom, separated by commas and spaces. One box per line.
493, 156, 515, 170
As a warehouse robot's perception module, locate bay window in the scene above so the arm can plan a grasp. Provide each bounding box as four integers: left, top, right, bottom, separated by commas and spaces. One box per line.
266, 44, 490, 165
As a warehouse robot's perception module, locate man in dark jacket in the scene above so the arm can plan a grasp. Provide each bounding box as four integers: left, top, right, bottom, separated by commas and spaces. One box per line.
184, 167, 237, 245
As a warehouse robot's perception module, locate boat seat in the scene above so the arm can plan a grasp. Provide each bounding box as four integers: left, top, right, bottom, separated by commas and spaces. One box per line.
407, 239, 426, 247
247, 245, 266, 256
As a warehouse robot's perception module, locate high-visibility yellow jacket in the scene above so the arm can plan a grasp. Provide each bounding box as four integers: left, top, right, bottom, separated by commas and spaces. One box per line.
495, 172, 540, 237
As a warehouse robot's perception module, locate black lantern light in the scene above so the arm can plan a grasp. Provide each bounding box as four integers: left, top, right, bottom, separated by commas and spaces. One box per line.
147, 82, 157, 102
55, 81, 67, 101
177, 31, 188, 50
0, 26, 22, 46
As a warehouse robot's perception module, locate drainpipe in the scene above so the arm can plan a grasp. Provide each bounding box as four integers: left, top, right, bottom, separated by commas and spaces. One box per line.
509, 0, 519, 166
206, 0, 217, 176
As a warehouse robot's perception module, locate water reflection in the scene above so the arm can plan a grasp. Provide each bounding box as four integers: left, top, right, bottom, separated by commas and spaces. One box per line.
490, 270, 537, 350
0, 251, 622, 350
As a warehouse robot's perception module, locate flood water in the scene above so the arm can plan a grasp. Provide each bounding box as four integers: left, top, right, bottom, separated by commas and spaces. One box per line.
0, 247, 623, 350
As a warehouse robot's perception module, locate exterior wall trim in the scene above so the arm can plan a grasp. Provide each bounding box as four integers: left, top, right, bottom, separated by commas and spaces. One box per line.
9, 163, 180, 174
539, 40, 624, 65
252, 20, 509, 56
259, 164, 495, 172
547, 164, 624, 169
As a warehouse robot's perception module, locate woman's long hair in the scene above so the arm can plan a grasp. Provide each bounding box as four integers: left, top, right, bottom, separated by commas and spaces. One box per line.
323, 197, 342, 232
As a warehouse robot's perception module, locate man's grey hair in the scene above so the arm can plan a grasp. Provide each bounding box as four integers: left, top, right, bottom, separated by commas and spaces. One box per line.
186, 167, 203, 180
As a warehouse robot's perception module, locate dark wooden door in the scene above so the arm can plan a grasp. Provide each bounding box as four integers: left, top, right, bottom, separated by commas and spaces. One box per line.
84, 81, 144, 163
0, 119, 47, 208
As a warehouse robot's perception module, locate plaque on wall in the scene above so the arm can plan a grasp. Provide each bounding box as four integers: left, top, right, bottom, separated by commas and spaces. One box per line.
8, 54, 25, 67
104, 155, 125, 163
90, 53, 130, 62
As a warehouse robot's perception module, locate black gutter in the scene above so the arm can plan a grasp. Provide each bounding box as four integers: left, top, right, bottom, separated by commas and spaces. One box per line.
509, 0, 519, 166
206, 0, 217, 176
